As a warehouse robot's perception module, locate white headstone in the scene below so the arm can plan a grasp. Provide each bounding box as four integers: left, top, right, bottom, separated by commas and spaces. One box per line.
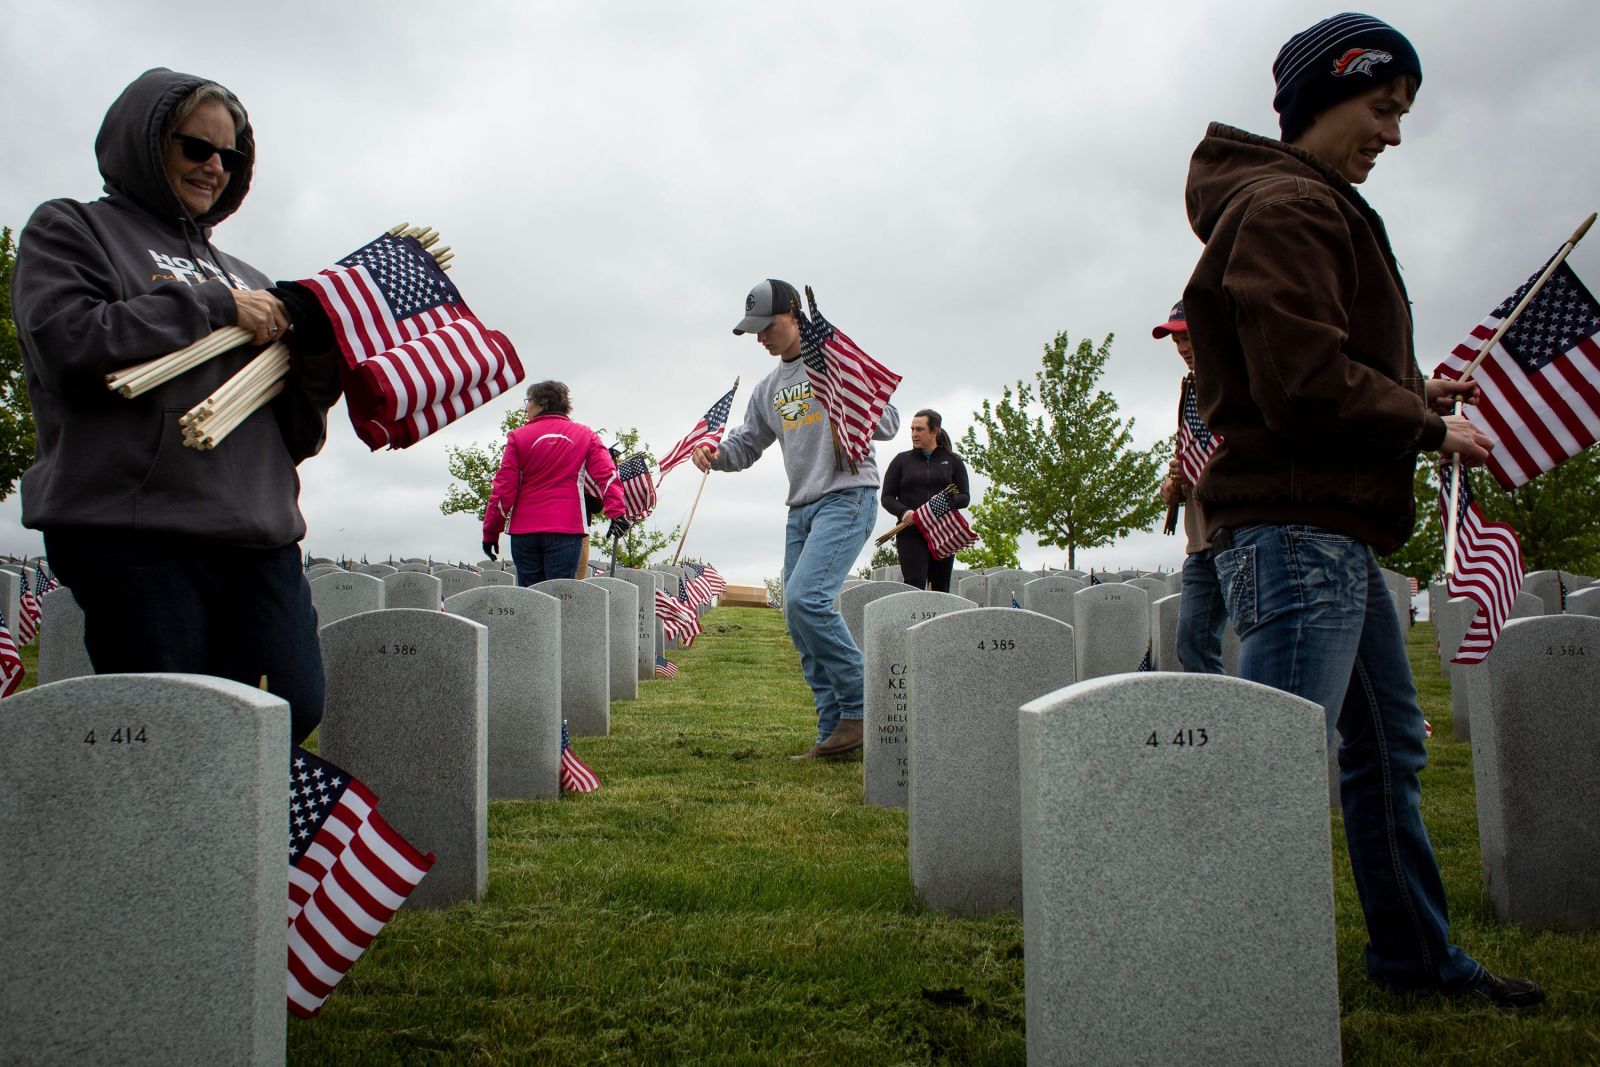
533, 579, 612, 736
1073, 583, 1151, 679
310, 571, 387, 628
383, 570, 443, 610
37, 585, 93, 684
588, 576, 641, 701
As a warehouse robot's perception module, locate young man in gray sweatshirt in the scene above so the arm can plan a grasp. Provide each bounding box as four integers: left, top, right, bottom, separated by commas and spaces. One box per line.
693, 279, 899, 759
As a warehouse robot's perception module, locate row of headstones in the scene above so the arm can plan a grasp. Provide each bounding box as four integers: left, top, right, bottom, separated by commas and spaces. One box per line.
841, 586, 1600, 1062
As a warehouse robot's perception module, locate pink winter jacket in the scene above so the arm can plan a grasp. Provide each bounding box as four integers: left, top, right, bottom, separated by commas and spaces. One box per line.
482, 414, 624, 539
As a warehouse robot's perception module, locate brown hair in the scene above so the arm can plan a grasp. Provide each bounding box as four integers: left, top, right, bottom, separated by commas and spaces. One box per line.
525, 380, 571, 415
914, 408, 952, 452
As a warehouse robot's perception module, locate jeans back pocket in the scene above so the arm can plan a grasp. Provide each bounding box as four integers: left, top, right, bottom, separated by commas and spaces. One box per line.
1211, 544, 1258, 634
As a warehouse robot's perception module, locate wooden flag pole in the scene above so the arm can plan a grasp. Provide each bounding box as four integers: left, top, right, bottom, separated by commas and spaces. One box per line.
1444, 211, 1595, 577
671, 469, 711, 566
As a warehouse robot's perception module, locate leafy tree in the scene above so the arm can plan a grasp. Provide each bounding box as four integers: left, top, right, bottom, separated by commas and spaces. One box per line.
0, 227, 36, 500
857, 543, 900, 579
1382, 449, 1600, 583
956, 492, 1024, 569
960, 332, 1164, 568
441, 412, 678, 569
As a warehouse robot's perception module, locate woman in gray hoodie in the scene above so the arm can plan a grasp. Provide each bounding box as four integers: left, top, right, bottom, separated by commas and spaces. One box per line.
12, 67, 340, 744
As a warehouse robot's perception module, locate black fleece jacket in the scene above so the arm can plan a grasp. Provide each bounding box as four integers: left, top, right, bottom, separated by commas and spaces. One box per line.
880, 446, 971, 519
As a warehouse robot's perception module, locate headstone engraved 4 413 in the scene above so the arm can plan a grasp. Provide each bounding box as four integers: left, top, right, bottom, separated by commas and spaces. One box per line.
1018, 674, 1340, 1066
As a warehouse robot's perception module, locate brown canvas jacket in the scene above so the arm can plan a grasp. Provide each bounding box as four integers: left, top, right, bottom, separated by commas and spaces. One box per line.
1183, 122, 1445, 554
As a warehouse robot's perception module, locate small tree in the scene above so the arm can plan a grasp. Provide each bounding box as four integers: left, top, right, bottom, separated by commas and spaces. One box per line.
442, 413, 679, 569
858, 543, 899, 579
961, 332, 1165, 568
956, 492, 1023, 569
0, 227, 36, 500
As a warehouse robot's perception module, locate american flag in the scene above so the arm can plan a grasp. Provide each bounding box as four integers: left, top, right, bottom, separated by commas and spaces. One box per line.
1137, 638, 1153, 672
657, 383, 738, 478
1088, 572, 1103, 586
0, 609, 23, 697
286, 746, 434, 1018
654, 654, 678, 678
1434, 259, 1600, 489
682, 562, 726, 608
560, 720, 600, 793
1407, 576, 1420, 598
296, 233, 524, 451
1438, 461, 1523, 664
655, 586, 702, 646
15, 570, 39, 646
35, 561, 57, 593
797, 289, 902, 465
1177, 376, 1222, 487
617, 453, 657, 521
910, 491, 978, 560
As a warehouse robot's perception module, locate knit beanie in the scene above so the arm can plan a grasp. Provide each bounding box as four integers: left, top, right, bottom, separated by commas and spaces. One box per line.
1272, 13, 1421, 142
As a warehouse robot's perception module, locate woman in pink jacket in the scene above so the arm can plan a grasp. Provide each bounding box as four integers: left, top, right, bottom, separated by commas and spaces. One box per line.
482, 380, 629, 586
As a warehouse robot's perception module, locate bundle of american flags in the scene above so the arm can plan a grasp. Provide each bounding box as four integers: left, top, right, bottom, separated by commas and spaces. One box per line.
560, 720, 600, 793
295, 228, 523, 451
908, 489, 978, 560
797, 287, 902, 469
657, 382, 738, 479
1435, 257, 1600, 489
1177, 376, 1222, 487
682, 562, 726, 608
287, 746, 434, 1018
0, 609, 24, 697
1436, 461, 1523, 665
655, 583, 702, 646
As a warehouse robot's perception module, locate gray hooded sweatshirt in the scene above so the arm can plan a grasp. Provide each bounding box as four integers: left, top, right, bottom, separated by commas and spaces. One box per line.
12, 67, 340, 547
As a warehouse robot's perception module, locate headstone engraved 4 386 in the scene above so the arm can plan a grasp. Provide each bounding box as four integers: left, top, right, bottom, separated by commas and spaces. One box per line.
445, 587, 563, 800
862, 591, 972, 809
1018, 674, 1340, 1066
319, 609, 489, 909
1, 674, 290, 1065
907, 607, 1075, 915
1467, 615, 1600, 930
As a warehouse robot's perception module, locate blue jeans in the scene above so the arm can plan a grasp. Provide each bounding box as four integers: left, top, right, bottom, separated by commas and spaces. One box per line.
1177, 549, 1227, 674
1211, 523, 1481, 992
783, 487, 877, 743
510, 532, 583, 587
43, 528, 325, 746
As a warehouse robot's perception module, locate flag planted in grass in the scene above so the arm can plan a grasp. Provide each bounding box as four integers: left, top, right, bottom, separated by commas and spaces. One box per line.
286, 746, 435, 1018
560, 720, 600, 793
655, 586, 702, 646
15, 569, 39, 646
294, 232, 523, 451
655, 654, 678, 678
682, 562, 725, 608
1437, 461, 1523, 664
0, 610, 24, 697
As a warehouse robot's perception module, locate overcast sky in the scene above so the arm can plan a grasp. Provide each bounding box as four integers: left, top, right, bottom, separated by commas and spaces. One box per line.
3, 1, 1596, 584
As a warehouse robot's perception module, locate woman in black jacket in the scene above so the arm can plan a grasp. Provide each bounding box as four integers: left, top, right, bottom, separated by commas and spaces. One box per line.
879, 409, 971, 592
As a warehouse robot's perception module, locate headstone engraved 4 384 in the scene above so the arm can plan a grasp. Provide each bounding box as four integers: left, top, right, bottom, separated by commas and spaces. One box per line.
907, 607, 1075, 915
862, 591, 972, 809
1, 674, 290, 1065
319, 609, 489, 909
1467, 615, 1600, 930
1018, 674, 1340, 1066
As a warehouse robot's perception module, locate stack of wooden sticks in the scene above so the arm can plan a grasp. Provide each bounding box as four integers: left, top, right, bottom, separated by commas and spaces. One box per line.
101, 223, 452, 450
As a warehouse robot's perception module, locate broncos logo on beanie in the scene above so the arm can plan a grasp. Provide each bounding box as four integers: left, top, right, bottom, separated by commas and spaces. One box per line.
1331, 47, 1393, 77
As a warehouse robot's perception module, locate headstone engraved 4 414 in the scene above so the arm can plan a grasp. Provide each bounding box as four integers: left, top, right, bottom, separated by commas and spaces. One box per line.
1018, 674, 1340, 1067
318, 609, 489, 909
2, 674, 291, 1065
907, 607, 1075, 915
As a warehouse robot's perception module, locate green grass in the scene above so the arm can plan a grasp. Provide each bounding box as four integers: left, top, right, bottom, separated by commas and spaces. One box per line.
22, 611, 1597, 1062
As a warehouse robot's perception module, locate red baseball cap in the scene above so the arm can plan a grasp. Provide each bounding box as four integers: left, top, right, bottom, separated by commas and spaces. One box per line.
1151, 300, 1187, 339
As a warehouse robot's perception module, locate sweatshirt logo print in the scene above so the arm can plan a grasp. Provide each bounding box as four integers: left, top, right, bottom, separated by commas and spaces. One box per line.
147, 248, 250, 289
774, 381, 820, 431
1331, 48, 1392, 77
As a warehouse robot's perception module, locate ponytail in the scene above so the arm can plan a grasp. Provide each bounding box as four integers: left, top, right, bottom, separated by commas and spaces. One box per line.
916, 408, 953, 454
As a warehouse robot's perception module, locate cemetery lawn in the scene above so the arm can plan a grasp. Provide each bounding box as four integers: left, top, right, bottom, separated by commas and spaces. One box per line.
48, 606, 1566, 1065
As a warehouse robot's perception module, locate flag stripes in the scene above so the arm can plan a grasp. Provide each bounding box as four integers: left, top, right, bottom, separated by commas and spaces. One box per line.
657, 384, 737, 478
1438, 461, 1523, 664
910, 490, 977, 560
798, 294, 901, 465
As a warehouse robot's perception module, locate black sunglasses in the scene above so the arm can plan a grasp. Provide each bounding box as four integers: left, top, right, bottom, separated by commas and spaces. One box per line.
171, 133, 247, 173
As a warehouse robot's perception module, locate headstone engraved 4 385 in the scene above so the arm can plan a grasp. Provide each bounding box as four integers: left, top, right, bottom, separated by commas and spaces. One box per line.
1, 674, 290, 1065
319, 609, 489, 909
1018, 673, 1340, 1066
907, 607, 1075, 915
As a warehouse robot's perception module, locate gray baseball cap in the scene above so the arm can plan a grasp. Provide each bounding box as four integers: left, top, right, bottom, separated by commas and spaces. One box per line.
732, 278, 800, 335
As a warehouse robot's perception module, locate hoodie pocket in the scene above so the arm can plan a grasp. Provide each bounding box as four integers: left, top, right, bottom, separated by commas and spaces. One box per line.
133, 407, 302, 543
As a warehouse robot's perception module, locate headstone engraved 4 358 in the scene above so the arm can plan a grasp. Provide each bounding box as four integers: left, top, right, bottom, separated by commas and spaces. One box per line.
1018, 674, 1340, 1066
1, 674, 290, 1065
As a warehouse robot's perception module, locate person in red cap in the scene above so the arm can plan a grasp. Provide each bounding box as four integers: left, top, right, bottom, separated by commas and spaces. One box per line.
1154, 301, 1226, 674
